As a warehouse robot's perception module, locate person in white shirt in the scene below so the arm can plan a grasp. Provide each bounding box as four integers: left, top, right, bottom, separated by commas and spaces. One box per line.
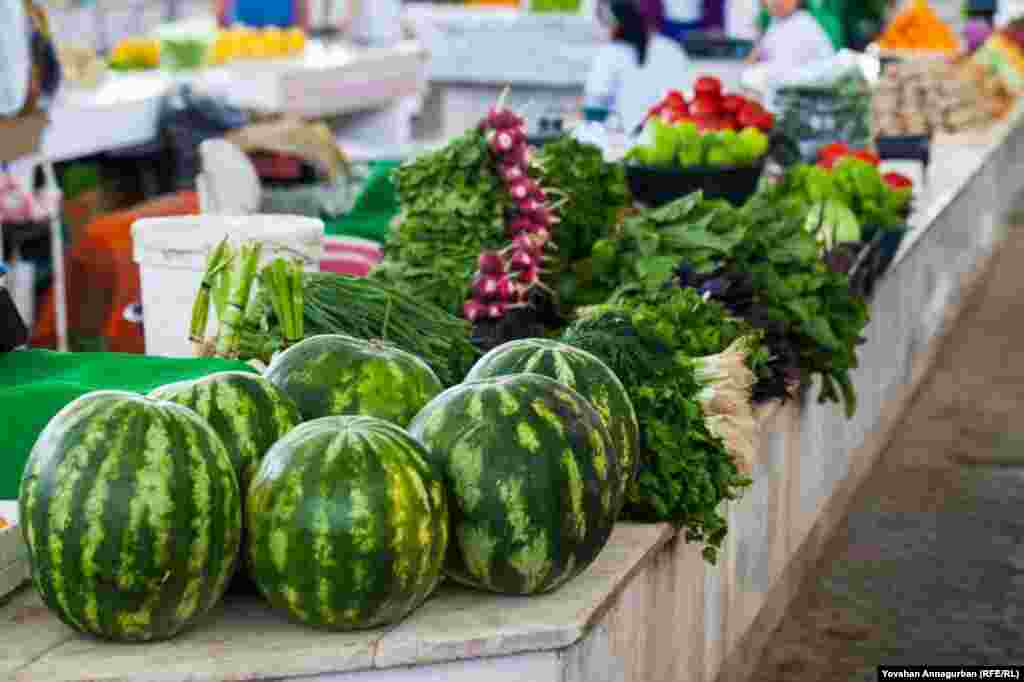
584, 0, 692, 134
747, 0, 834, 79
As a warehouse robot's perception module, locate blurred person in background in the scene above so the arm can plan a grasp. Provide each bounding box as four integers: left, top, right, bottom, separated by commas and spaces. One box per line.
746, 0, 835, 75
584, 0, 691, 133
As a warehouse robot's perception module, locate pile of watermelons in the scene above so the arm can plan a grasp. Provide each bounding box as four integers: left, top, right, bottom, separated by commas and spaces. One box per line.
18, 332, 638, 640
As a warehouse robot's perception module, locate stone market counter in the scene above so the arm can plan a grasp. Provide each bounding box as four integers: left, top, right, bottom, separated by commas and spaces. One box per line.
4, 105, 1024, 682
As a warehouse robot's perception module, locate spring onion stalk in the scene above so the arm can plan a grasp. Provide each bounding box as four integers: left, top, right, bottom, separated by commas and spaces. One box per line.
260, 259, 291, 347
211, 245, 235, 323
290, 258, 304, 344
216, 241, 262, 358
189, 238, 231, 353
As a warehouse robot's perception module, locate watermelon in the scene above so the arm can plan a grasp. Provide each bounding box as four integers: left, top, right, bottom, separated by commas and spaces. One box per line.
264, 334, 444, 427
247, 415, 448, 631
148, 371, 303, 595
407, 373, 621, 595
148, 371, 302, 492
18, 391, 242, 642
463, 338, 639, 515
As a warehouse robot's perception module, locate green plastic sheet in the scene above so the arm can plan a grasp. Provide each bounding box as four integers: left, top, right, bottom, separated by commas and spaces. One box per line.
0, 350, 256, 500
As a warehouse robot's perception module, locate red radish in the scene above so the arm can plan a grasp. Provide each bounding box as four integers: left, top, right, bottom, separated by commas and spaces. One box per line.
694, 76, 723, 99
518, 266, 540, 287
883, 172, 913, 189
509, 250, 534, 271
486, 108, 523, 130
721, 94, 745, 114
464, 300, 487, 321
508, 181, 530, 201
478, 251, 505, 275
494, 275, 513, 302
508, 217, 534, 235
487, 303, 506, 319
490, 130, 517, 154
473, 275, 503, 301
502, 163, 525, 183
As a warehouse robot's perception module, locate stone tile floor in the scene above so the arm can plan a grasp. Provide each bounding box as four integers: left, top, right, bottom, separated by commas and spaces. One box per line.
755, 221, 1024, 680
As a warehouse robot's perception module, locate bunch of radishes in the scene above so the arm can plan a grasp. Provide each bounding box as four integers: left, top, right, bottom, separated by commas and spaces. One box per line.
464, 98, 560, 323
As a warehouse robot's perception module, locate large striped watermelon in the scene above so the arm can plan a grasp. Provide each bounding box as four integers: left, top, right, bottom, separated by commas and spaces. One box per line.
247, 415, 448, 631
148, 371, 302, 595
148, 372, 302, 492
264, 334, 444, 427
407, 374, 621, 595
18, 391, 242, 642
464, 338, 639, 515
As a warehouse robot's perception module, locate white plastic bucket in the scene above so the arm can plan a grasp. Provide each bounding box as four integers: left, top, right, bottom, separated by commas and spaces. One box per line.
131, 214, 324, 358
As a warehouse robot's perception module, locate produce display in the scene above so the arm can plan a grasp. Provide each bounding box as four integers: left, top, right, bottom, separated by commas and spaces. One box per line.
264, 334, 444, 426
627, 82, 774, 169
464, 338, 640, 512
973, 18, 1024, 92
775, 68, 873, 164
211, 26, 307, 65
408, 373, 622, 594
873, 58, 1014, 136
19, 391, 242, 642
563, 287, 764, 561
18, 81, 931, 644
876, 0, 959, 53
247, 416, 448, 630
108, 38, 161, 71
191, 243, 478, 387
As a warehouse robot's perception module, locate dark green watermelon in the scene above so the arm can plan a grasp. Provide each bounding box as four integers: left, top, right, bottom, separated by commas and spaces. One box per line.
148, 371, 302, 595
407, 373, 621, 595
148, 371, 301, 492
464, 338, 639, 515
264, 334, 444, 427
247, 415, 448, 631
18, 391, 242, 642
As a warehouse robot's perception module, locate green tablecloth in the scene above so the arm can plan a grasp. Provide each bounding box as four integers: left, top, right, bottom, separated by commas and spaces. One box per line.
0, 350, 256, 501
323, 161, 400, 243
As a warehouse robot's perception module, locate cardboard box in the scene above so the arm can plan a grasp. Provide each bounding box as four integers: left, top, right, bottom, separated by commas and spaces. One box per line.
0, 112, 48, 163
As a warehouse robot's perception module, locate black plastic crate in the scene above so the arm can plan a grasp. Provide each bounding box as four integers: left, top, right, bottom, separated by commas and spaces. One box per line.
681, 33, 754, 60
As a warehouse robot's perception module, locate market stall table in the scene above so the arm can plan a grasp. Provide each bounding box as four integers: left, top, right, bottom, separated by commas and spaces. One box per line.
3, 96, 1022, 680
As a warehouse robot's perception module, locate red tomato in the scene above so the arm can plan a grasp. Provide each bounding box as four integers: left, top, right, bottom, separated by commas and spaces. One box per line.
754, 111, 775, 132
883, 172, 913, 189
664, 90, 687, 110
737, 102, 763, 129
817, 142, 850, 161
694, 76, 723, 99
694, 115, 720, 132
721, 94, 745, 114
691, 95, 722, 118
851, 149, 881, 166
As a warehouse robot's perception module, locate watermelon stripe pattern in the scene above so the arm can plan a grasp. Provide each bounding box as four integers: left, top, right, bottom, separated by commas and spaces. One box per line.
247, 415, 448, 631
408, 374, 620, 595
19, 391, 241, 642
265, 334, 444, 427
464, 339, 639, 516
148, 371, 302, 492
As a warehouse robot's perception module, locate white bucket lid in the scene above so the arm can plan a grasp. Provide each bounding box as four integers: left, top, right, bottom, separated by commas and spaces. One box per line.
132, 214, 325, 268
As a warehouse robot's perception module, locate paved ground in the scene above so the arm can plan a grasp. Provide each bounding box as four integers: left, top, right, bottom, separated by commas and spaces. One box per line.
755, 221, 1024, 680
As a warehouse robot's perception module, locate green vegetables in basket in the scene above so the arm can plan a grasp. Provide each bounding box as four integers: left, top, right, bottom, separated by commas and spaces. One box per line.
160, 37, 210, 70
627, 118, 769, 169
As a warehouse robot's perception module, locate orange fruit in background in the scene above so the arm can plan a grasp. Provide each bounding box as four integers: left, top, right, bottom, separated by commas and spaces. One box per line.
284, 27, 306, 55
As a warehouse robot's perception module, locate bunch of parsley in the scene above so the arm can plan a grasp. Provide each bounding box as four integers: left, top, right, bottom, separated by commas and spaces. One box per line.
370, 129, 510, 315
563, 286, 767, 563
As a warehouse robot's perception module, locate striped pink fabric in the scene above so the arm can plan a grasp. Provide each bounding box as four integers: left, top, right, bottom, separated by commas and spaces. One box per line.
320, 237, 383, 278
